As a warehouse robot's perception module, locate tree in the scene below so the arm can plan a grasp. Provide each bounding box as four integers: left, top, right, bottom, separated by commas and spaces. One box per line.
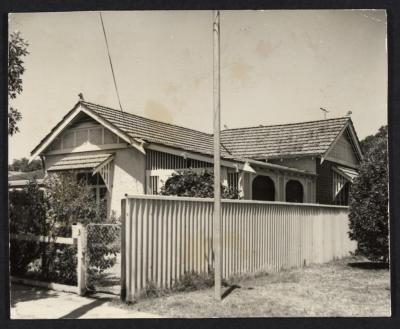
160, 169, 240, 199
348, 125, 388, 262
8, 31, 29, 136
9, 157, 43, 172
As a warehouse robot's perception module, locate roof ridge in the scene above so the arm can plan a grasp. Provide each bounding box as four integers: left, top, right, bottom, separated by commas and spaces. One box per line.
81, 100, 213, 137
221, 116, 350, 132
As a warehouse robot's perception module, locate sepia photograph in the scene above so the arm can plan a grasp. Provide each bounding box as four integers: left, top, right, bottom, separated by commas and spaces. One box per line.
8, 9, 389, 318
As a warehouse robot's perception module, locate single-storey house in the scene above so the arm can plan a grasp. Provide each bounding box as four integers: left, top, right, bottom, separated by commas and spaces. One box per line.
29, 99, 363, 217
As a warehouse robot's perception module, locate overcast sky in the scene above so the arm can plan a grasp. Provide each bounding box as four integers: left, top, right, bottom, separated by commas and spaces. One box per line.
8, 10, 387, 162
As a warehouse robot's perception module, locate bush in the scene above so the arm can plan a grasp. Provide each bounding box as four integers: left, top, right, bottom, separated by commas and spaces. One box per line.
172, 270, 215, 292
9, 181, 47, 275
349, 126, 389, 263
160, 169, 240, 199
9, 172, 117, 285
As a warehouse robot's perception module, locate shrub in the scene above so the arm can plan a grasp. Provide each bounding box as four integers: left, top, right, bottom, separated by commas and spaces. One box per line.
349, 126, 389, 263
172, 270, 215, 292
9, 181, 47, 275
9, 172, 118, 285
160, 169, 240, 199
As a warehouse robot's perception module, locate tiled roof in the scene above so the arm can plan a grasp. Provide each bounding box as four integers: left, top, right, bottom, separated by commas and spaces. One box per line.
81, 101, 233, 159
8, 170, 45, 181
33, 100, 354, 164
47, 153, 113, 171
220, 117, 351, 159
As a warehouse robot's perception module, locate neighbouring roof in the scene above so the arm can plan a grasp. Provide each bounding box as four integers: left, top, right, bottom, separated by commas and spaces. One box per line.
80, 101, 233, 159
221, 117, 357, 160
8, 170, 45, 181
47, 153, 113, 171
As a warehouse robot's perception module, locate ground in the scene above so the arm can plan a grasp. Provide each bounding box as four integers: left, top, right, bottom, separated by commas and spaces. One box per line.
114, 257, 391, 318
10, 256, 390, 318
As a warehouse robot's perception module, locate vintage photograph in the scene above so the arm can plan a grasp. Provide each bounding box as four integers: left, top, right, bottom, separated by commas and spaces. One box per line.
8, 10, 389, 318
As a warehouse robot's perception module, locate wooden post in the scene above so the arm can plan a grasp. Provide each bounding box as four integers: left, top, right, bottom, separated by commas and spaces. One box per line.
73, 223, 87, 296
120, 198, 127, 302
213, 9, 222, 301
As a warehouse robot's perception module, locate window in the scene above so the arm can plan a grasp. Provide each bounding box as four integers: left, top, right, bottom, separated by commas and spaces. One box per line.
227, 172, 239, 191
76, 171, 108, 211
332, 170, 351, 206
150, 176, 159, 195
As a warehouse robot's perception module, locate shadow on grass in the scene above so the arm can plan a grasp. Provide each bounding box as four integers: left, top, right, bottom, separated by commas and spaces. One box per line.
221, 285, 241, 300
347, 261, 389, 270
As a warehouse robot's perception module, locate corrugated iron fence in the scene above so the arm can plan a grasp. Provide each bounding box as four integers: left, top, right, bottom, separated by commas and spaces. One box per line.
121, 195, 356, 301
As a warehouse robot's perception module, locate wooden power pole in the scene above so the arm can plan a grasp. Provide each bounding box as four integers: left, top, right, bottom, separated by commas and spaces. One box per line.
213, 9, 222, 301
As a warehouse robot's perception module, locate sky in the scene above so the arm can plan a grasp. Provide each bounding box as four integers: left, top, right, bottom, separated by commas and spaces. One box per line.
8, 10, 387, 162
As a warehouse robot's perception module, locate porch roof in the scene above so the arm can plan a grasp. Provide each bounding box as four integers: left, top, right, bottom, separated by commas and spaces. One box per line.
333, 165, 359, 182
47, 153, 114, 172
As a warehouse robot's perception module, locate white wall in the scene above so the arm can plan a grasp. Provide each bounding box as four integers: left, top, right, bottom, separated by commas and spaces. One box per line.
110, 148, 146, 218
269, 157, 317, 174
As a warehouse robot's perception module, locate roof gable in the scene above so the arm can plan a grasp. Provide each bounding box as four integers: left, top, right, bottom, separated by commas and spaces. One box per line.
30, 102, 144, 161
220, 117, 362, 161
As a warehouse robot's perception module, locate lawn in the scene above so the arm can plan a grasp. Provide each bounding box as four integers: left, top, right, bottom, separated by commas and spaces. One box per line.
115, 256, 390, 317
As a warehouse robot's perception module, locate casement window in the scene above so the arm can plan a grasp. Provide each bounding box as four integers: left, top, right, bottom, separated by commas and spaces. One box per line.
149, 176, 159, 195
332, 166, 358, 206
76, 171, 108, 210
227, 171, 239, 191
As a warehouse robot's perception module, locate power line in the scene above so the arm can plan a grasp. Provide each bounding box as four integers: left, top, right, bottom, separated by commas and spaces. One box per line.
99, 12, 124, 114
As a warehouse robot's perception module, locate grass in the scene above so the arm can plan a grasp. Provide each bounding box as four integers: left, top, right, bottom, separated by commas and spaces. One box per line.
113, 256, 390, 317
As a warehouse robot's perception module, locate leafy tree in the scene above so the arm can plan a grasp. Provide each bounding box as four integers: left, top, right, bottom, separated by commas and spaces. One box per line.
9, 173, 118, 285
349, 125, 388, 262
9, 157, 43, 172
8, 31, 29, 136
160, 169, 240, 199
9, 181, 47, 275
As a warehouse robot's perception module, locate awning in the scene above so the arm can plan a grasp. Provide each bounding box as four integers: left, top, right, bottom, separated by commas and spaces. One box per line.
333, 166, 359, 182
47, 153, 114, 172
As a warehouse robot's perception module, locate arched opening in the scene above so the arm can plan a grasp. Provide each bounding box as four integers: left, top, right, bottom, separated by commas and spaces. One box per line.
285, 180, 304, 203
252, 175, 275, 201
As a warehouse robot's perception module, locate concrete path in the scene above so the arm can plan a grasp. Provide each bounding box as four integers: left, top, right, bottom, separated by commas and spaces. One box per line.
10, 284, 161, 319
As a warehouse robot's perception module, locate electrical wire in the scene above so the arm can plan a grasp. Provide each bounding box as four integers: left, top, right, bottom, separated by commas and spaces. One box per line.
99, 12, 124, 114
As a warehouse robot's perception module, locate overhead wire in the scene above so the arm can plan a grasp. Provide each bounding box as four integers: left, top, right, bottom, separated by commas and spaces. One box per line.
99, 12, 125, 115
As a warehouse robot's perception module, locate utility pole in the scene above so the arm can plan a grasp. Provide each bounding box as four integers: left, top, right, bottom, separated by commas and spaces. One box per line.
213, 9, 222, 301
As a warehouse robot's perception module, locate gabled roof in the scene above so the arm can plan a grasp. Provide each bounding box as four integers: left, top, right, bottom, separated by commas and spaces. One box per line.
31, 100, 362, 166
80, 101, 233, 158
221, 117, 362, 160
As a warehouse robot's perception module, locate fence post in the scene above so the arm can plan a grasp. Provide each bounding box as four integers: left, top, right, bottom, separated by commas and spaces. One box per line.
73, 223, 87, 296
120, 198, 127, 302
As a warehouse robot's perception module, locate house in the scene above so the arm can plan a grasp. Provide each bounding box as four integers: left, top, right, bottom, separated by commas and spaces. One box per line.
29, 99, 363, 217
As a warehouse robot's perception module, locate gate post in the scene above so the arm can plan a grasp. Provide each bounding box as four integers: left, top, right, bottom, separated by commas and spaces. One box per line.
73, 223, 87, 296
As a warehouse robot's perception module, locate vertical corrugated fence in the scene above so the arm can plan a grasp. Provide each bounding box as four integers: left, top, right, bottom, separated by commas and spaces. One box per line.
121, 195, 356, 301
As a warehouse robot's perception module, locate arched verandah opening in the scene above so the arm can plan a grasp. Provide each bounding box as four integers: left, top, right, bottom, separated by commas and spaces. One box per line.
252, 175, 275, 201
285, 180, 304, 203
